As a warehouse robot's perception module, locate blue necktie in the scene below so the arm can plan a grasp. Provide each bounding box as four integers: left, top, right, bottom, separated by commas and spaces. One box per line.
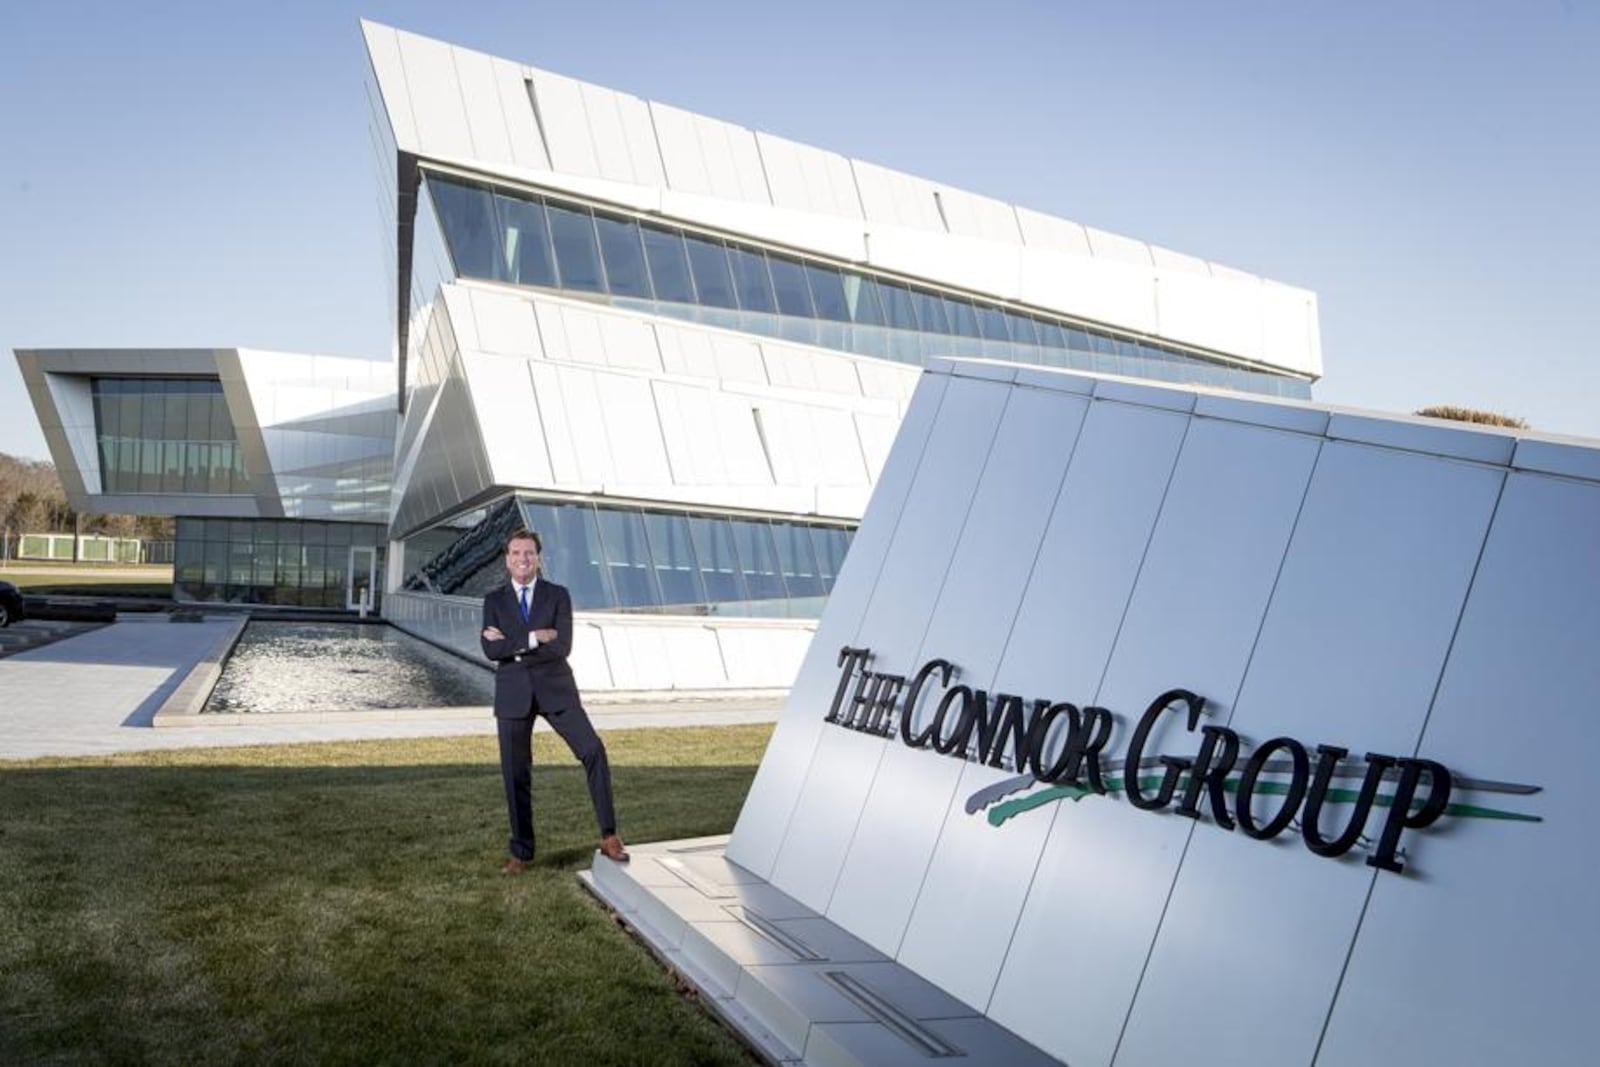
518, 584, 530, 623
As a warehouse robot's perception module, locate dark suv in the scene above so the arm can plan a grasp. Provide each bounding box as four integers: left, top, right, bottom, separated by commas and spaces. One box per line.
0, 581, 24, 627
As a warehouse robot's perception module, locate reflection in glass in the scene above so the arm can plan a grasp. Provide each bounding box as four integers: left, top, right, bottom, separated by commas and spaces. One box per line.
730, 519, 786, 600
641, 226, 696, 303
685, 236, 738, 309
768, 256, 815, 318
688, 516, 746, 603
429, 178, 503, 280
496, 194, 557, 286
547, 204, 606, 293
595, 214, 652, 299
642, 511, 706, 607
595, 508, 662, 607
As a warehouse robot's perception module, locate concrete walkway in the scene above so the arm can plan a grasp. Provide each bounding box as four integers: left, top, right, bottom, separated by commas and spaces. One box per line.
0, 615, 782, 761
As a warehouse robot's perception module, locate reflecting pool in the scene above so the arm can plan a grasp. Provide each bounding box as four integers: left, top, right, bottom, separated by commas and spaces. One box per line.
203, 621, 492, 713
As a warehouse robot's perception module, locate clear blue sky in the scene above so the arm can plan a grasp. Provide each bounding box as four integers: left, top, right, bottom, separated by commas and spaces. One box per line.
2, 1, 1595, 460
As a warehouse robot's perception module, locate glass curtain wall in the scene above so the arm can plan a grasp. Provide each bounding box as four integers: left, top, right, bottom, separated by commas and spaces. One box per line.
92, 378, 250, 494
402, 495, 854, 619
423, 172, 1312, 400
174, 518, 384, 607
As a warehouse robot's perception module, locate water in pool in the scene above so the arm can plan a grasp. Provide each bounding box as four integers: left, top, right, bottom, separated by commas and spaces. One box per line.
203, 621, 493, 713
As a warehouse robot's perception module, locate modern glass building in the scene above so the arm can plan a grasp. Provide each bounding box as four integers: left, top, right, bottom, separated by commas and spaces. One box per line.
14, 21, 1323, 692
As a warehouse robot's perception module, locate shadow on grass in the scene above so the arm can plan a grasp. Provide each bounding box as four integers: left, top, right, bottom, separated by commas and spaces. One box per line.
0, 747, 766, 1066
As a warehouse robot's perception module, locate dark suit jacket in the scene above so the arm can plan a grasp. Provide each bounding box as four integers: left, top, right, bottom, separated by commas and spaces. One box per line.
481, 578, 581, 718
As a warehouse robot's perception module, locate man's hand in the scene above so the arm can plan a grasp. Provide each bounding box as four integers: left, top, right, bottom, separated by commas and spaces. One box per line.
482, 625, 505, 641
533, 628, 558, 643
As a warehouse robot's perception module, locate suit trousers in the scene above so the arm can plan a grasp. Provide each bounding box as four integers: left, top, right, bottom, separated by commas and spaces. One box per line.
497, 703, 617, 861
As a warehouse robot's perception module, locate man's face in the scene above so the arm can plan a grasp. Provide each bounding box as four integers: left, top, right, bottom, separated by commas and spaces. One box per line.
505, 537, 540, 585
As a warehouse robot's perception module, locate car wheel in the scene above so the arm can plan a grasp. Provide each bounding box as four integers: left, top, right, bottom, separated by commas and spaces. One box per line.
0, 603, 10, 628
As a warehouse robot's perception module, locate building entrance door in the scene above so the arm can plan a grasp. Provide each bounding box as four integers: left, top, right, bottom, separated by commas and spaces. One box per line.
347, 546, 377, 613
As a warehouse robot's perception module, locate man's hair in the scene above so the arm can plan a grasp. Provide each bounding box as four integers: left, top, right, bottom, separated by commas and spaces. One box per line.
504, 528, 543, 553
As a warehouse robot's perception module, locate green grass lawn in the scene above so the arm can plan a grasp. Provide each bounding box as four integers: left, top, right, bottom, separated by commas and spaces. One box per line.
0, 726, 774, 1065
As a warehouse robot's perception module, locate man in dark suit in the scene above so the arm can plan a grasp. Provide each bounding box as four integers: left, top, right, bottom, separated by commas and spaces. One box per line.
481, 527, 628, 873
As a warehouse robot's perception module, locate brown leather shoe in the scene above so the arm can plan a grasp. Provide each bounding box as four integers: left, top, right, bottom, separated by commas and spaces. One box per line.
502, 856, 530, 875
598, 834, 630, 863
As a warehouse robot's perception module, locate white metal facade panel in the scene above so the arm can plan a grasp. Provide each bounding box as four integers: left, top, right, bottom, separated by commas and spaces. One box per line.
579, 82, 637, 185
1316, 471, 1595, 1067
651, 102, 712, 197
752, 131, 857, 219
597, 315, 662, 373
464, 351, 556, 489
614, 91, 665, 189
1114, 442, 1504, 1067
557, 367, 618, 487
1018, 249, 1159, 336
526, 361, 581, 486
1085, 226, 1154, 268
1014, 207, 1093, 256
829, 385, 1090, 960
466, 289, 540, 357
597, 372, 672, 487
989, 415, 1322, 1067
450, 47, 514, 168
1155, 268, 1265, 363
1261, 279, 1322, 377
726, 375, 952, 878
360, 22, 418, 153
935, 186, 1021, 244
394, 31, 475, 161
869, 228, 1023, 306
852, 160, 943, 233
527, 69, 600, 178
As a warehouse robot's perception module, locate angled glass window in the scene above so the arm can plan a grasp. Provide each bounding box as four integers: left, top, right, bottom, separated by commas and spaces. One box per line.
429, 177, 504, 281
878, 281, 919, 331
810, 526, 850, 583
496, 193, 558, 287
595, 508, 662, 608
727, 246, 777, 313
730, 519, 787, 600
684, 235, 738, 309
942, 295, 981, 338
1005, 312, 1038, 346
767, 255, 815, 318
642, 511, 706, 608
976, 305, 1010, 341
772, 521, 824, 597
1064, 326, 1095, 355
547, 204, 607, 294
1033, 317, 1067, 349
688, 516, 747, 603
641, 225, 696, 304
843, 273, 885, 326
804, 264, 851, 322
911, 289, 949, 334
523, 501, 615, 609
594, 214, 652, 299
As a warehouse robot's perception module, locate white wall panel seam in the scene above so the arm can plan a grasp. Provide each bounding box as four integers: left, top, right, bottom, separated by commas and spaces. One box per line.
817, 380, 1012, 917
889, 383, 1092, 962
1303, 467, 1509, 1066
752, 133, 779, 212
844, 158, 872, 227
1104, 433, 1326, 1063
